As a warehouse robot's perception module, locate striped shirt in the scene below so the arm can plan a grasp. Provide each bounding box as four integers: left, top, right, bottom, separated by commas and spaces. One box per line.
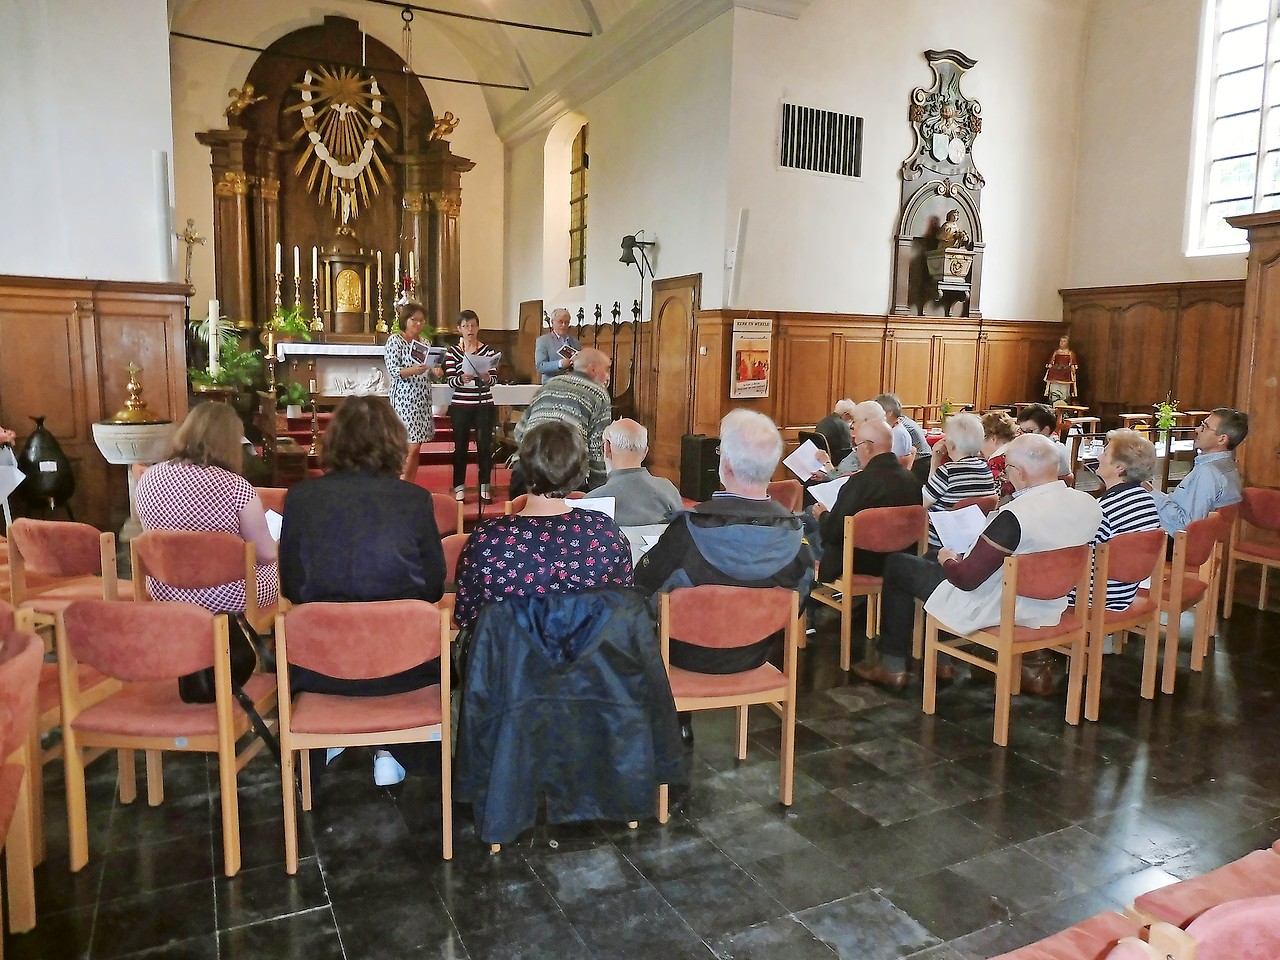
925, 456, 998, 547
444, 342, 499, 406
1092, 480, 1162, 610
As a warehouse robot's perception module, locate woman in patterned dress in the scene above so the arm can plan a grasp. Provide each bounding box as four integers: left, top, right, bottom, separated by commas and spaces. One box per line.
454, 421, 633, 628
384, 300, 442, 483
136, 401, 279, 614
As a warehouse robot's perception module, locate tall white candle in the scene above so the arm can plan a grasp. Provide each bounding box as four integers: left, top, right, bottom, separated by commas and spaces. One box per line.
312, 246, 319, 284
393, 251, 400, 288
408, 252, 416, 283
275, 242, 282, 275
208, 299, 220, 377
293, 245, 300, 277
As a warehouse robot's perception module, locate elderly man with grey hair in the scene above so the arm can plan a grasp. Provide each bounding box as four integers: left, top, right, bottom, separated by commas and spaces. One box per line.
637, 409, 814, 676
534, 308, 583, 383
814, 399, 857, 467
853, 433, 1102, 691
815, 400, 916, 476
875, 393, 930, 457
583, 418, 683, 525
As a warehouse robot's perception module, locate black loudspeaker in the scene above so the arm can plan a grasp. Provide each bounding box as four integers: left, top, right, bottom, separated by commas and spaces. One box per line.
680, 434, 720, 501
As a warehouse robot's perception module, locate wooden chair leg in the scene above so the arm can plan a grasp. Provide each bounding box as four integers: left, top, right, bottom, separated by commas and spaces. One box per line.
216, 733, 241, 878
657, 783, 669, 824
1260, 564, 1270, 611
117, 749, 136, 804
26, 725, 44, 866
864, 593, 877, 641
282, 747, 298, 875
1065, 639, 1085, 726
735, 706, 748, 761
440, 728, 453, 862
1189, 603, 1211, 672
300, 748, 313, 812
1160, 607, 1181, 696
145, 750, 164, 806
911, 599, 924, 661
1010, 654, 1023, 696
1222, 550, 1237, 618
1140, 622, 1160, 700
6, 768, 37, 933
63, 736, 89, 872
779, 696, 796, 807
993, 650, 1013, 747
922, 619, 939, 715
1085, 630, 1105, 722
839, 592, 852, 672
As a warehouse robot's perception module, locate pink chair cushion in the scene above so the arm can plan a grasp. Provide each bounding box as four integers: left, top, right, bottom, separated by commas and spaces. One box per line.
847, 574, 885, 589
1016, 546, 1090, 601
1102, 529, 1167, 584
442, 534, 468, 584
71, 674, 274, 738
667, 664, 787, 700
1183, 894, 1280, 960
666, 586, 793, 648
431, 493, 460, 536
1235, 540, 1280, 562
63, 600, 217, 680
988, 911, 1142, 959
254, 487, 288, 515
766, 480, 804, 513
38, 662, 111, 717
975, 611, 1084, 645
854, 505, 928, 554
1181, 515, 1222, 568
1242, 488, 1280, 533
1157, 577, 1209, 607
1102, 940, 1153, 960
0, 600, 11, 635
0, 634, 44, 759
1101, 594, 1160, 624
9, 519, 103, 577
284, 601, 442, 679
1134, 849, 1280, 926
0, 764, 25, 840
134, 530, 248, 590
290, 686, 443, 735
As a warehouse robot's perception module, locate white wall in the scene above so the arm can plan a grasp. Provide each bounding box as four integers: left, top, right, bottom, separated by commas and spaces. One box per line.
168, 2, 506, 326
726, 0, 1091, 319
503, 13, 733, 324
0, 0, 175, 282
1068, 0, 1246, 287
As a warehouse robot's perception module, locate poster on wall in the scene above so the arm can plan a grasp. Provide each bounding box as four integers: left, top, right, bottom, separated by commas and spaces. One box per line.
730, 317, 773, 399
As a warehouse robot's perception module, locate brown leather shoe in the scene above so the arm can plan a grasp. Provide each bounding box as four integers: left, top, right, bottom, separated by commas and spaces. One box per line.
1019, 657, 1057, 697
935, 663, 955, 683
852, 661, 910, 692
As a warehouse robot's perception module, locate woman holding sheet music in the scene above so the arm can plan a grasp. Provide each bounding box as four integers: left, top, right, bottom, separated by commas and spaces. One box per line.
444, 309, 500, 502
385, 301, 442, 483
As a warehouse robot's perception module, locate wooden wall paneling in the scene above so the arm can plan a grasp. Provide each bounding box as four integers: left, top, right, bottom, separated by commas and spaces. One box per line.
1226, 212, 1280, 487
979, 335, 1028, 407
779, 332, 835, 436
1172, 285, 1243, 411
1116, 299, 1177, 405
937, 334, 980, 407
884, 327, 936, 409
690, 316, 725, 440
839, 327, 888, 406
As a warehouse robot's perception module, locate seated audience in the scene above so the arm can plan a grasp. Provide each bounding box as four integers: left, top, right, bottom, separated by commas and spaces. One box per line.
981, 411, 1018, 495
1148, 406, 1247, 534
1086, 428, 1162, 609
853, 434, 1102, 691
816, 400, 914, 475
455, 421, 633, 628
510, 347, 613, 496
923, 412, 998, 547
583, 418, 683, 526
875, 393, 931, 458
1017, 402, 1072, 477
814, 399, 856, 467
137, 401, 279, 618
278, 395, 446, 786
814, 420, 923, 582
637, 409, 814, 674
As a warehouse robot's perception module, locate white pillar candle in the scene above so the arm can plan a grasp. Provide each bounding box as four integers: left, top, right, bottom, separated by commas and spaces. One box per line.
393, 251, 400, 287
208, 299, 220, 377
293, 245, 300, 277
312, 246, 318, 280
309, 378, 317, 393
275, 242, 282, 275
408, 252, 416, 283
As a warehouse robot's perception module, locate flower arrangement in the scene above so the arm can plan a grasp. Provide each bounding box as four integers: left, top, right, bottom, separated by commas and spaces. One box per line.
1154, 396, 1180, 433
939, 397, 956, 424
265, 303, 313, 342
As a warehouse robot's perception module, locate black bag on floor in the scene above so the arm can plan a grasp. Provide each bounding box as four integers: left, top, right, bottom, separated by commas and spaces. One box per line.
178, 612, 263, 704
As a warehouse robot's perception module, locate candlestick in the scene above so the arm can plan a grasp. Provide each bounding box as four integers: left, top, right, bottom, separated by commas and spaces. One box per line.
275, 242, 282, 275
293, 245, 300, 277
376, 253, 387, 334
394, 252, 400, 291
207, 299, 220, 377
311, 264, 322, 332
312, 246, 318, 278
273, 269, 283, 316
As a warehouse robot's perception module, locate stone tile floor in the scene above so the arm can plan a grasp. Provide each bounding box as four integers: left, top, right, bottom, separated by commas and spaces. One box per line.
9, 597, 1280, 959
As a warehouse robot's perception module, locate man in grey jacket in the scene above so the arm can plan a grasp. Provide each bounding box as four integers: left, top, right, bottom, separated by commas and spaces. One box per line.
583, 419, 683, 525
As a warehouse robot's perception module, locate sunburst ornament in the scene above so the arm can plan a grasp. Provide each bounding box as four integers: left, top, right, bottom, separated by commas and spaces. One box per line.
286, 65, 396, 223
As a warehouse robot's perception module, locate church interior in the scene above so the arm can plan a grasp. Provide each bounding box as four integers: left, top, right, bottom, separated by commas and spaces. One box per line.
3, 0, 1280, 957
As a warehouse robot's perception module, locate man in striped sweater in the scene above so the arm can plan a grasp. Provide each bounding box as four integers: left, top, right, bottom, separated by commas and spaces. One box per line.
510, 348, 613, 496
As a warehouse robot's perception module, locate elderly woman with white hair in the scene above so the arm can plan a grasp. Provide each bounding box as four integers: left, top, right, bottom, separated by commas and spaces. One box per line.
923, 412, 998, 548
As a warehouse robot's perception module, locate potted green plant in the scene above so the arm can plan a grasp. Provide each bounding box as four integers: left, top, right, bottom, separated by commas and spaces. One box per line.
277, 380, 309, 419
189, 310, 239, 372
264, 303, 314, 343
188, 342, 263, 391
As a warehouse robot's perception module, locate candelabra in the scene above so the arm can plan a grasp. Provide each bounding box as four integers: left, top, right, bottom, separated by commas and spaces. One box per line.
308, 395, 320, 458
310, 270, 323, 332
293, 267, 303, 311
375, 268, 388, 334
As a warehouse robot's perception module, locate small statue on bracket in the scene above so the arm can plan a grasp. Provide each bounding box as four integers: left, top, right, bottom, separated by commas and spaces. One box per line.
224, 84, 267, 120
935, 209, 972, 249
1043, 334, 1080, 404
427, 111, 459, 142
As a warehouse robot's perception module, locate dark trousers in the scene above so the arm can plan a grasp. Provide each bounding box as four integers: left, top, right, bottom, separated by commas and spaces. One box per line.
879, 552, 947, 668
450, 403, 494, 488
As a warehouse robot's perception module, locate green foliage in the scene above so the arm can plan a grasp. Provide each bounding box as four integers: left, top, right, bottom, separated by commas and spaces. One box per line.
188, 343, 262, 390
276, 380, 310, 408
266, 303, 314, 341
188, 310, 239, 355
1154, 396, 1179, 432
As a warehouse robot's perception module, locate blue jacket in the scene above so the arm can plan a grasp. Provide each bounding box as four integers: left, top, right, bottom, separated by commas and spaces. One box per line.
455, 588, 684, 844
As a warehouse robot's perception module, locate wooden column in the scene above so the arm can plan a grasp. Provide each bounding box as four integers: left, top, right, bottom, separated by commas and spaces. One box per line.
430, 190, 462, 325
250, 141, 287, 334
1227, 211, 1280, 488
195, 129, 254, 325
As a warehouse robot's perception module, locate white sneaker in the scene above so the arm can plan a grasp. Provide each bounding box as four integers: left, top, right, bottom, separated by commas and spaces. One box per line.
325, 747, 345, 764
480, 484, 492, 502
454, 486, 465, 502
373, 752, 406, 786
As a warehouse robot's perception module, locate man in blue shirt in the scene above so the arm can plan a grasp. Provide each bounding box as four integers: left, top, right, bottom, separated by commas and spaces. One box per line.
534, 308, 582, 383
1148, 407, 1248, 534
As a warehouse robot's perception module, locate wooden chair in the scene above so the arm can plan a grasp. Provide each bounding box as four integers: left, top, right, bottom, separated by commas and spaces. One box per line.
0, 630, 44, 942
253, 486, 288, 515
56, 600, 278, 876
953, 494, 998, 515
503, 491, 585, 515
276, 600, 452, 869
923, 544, 1092, 746
1155, 512, 1225, 695
986, 911, 1147, 960
1206, 502, 1238, 639
1224, 487, 1280, 616
765, 479, 803, 513
810, 505, 929, 671
1075, 529, 1166, 721
1120, 892, 1280, 960
131, 529, 278, 635
441, 533, 468, 590
430, 491, 464, 536
1129, 848, 1280, 929
657, 585, 801, 821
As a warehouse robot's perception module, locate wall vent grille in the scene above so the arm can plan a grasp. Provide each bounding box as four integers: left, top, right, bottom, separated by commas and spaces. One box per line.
779, 102, 863, 178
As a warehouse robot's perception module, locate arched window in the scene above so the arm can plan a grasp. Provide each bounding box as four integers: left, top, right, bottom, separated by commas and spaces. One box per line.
1191, 0, 1280, 253
569, 123, 588, 287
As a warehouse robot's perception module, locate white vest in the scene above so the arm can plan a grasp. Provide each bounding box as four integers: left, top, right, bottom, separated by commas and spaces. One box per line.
924, 480, 1102, 635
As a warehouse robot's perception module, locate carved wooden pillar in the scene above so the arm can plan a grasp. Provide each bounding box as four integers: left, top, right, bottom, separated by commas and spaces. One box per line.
1227, 211, 1280, 488
401, 189, 429, 307
430, 190, 462, 325
251, 141, 287, 334
195, 129, 254, 325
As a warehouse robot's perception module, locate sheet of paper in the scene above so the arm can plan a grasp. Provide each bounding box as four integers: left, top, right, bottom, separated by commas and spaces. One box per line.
807, 475, 851, 511
264, 509, 283, 541
574, 496, 615, 518
462, 352, 500, 377
557, 342, 578, 361
425, 346, 446, 368
783, 439, 824, 479
0, 463, 24, 502
928, 504, 988, 555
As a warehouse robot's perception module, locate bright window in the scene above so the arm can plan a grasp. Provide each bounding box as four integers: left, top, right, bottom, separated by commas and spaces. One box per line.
568, 124, 588, 288
1192, 0, 1280, 252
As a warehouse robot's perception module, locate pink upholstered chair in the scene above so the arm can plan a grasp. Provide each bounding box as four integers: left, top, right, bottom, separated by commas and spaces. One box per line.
810, 505, 929, 670
253, 486, 288, 515
657, 585, 801, 822
923, 544, 1092, 746
430, 491, 464, 536
1153, 512, 1225, 695
55, 599, 278, 876
441, 533, 469, 589
1137, 892, 1280, 960
1206, 502, 1238, 639
987, 910, 1146, 959
131, 529, 278, 635
765, 479, 804, 513
503, 491, 586, 516
1076, 528, 1167, 721
1224, 488, 1280, 615
0, 631, 45, 941
1130, 849, 1280, 928
954, 494, 999, 515
275, 600, 452, 870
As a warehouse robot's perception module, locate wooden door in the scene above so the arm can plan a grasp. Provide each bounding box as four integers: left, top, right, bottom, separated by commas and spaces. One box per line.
636, 274, 701, 481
